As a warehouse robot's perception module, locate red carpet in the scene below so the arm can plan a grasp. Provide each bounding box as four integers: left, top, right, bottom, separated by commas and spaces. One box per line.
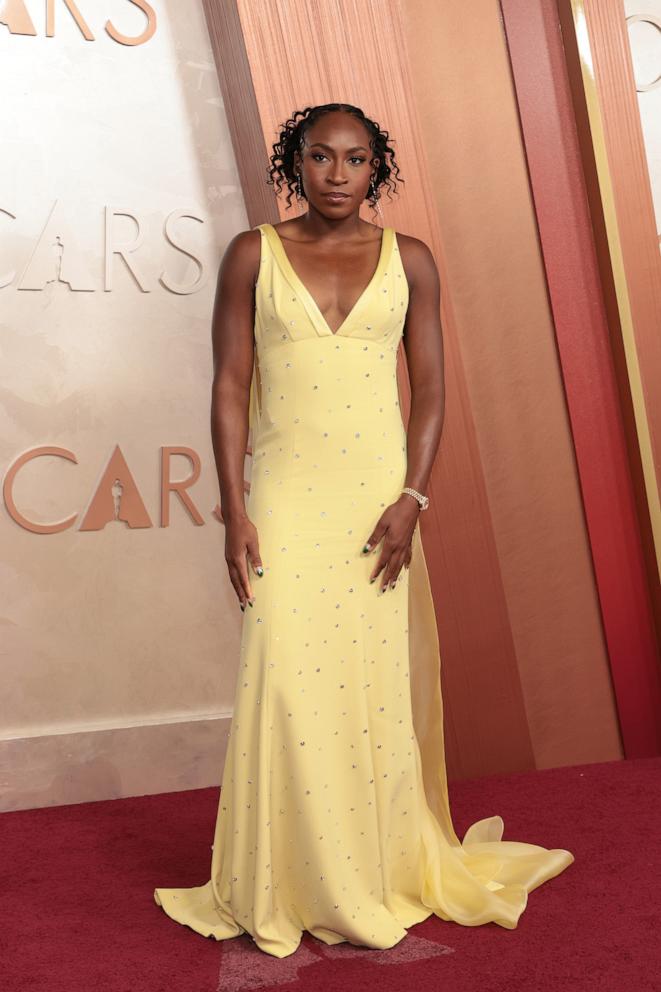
2, 756, 659, 992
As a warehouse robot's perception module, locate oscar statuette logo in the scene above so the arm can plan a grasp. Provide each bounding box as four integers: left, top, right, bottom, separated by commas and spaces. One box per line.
0, 0, 157, 47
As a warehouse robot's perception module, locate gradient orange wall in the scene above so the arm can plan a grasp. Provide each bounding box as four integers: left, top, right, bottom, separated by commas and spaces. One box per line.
203, 0, 625, 778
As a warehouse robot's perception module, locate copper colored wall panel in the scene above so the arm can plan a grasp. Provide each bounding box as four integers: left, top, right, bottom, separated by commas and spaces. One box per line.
500, 0, 660, 757
401, 0, 621, 768
203, 0, 622, 776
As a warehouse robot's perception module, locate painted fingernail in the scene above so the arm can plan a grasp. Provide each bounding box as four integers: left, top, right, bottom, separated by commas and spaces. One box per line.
390, 582, 396, 590
381, 585, 387, 593
248, 599, 254, 607
240, 603, 245, 612
362, 544, 371, 554
256, 566, 264, 576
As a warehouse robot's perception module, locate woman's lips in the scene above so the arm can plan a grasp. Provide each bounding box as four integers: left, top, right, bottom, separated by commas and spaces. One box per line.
325, 192, 349, 200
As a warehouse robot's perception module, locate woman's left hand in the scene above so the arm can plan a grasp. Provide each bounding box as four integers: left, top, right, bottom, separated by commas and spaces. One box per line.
362, 494, 419, 591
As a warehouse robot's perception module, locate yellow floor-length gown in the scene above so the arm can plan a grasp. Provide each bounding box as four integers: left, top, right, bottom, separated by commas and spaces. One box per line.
153, 222, 575, 958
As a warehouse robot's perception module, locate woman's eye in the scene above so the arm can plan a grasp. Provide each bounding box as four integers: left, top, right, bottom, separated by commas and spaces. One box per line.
311, 154, 366, 164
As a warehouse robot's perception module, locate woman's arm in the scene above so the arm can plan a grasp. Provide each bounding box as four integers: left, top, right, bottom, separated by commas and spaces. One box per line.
363, 234, 445, 591
210, 229, 263, 608
400, 235, 445, 497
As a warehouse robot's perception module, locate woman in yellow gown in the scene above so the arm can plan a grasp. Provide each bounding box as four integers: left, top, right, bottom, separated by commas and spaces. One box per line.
154, 103, 574, 958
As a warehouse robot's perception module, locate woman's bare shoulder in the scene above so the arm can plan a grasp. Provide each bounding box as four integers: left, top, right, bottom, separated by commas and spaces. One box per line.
393, 230, 438, 286
393, 229, 434, 256
219, 226, 263, 285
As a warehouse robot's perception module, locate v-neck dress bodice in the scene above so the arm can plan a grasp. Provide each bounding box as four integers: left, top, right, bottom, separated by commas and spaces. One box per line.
153, 221, 575, 959
247, 223, 409, 443
260, 222, 394, 338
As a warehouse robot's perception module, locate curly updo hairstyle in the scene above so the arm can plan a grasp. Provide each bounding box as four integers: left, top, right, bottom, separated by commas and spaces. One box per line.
266, 103, 404, 212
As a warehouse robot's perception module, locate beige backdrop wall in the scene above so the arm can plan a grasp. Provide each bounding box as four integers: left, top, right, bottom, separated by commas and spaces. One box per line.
1, 0, 248, 811
2, 0, 625, 813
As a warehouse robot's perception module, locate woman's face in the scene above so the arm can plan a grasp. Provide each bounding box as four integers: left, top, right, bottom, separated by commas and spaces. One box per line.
294, 111, 379, 217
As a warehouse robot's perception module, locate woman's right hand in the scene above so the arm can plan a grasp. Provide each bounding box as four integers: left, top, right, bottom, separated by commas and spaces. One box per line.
224, 513, 264, 611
